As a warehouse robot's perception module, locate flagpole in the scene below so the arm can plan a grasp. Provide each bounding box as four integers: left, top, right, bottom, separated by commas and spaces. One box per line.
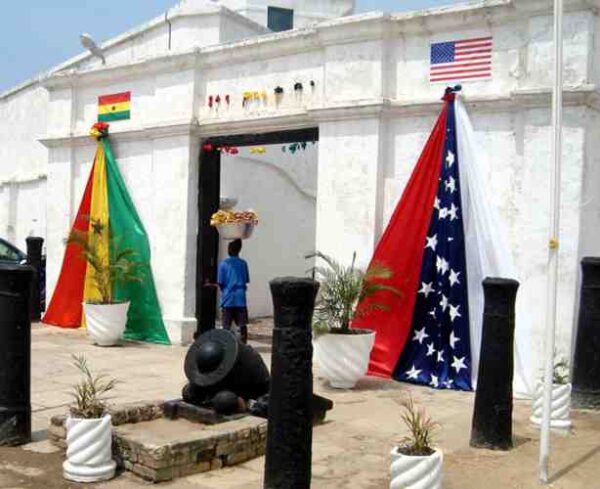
539, 0, 564, 483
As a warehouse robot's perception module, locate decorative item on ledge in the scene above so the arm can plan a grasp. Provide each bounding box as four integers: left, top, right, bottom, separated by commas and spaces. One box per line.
202, 144, 239, 155
274, 86, 284, 107
294, 82, 303, 104
242, 91, 266, 109
210, 209, 259, 240
282, 142, 308, 154
250, 146, 266, 154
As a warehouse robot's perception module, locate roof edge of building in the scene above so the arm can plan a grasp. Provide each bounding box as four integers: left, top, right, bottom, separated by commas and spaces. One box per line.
1, 3, 267, 102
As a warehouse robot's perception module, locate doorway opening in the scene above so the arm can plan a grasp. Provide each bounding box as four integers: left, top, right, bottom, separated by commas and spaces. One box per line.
196, 128, 319, 337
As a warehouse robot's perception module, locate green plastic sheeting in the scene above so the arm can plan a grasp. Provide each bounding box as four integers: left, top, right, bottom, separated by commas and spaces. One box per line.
103, 139, 171, 345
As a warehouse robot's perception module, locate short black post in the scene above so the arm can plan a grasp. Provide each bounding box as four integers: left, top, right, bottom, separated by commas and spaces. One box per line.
573, 257, 600, 409
0, 264, 34, 446
26, 237, 43, 321
470, 278, 519, 450
264, 277, 319, 489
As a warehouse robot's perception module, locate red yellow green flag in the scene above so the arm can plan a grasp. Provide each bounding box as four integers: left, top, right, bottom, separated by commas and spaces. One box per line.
43, 122, 170, 345
98, 92, 131, 122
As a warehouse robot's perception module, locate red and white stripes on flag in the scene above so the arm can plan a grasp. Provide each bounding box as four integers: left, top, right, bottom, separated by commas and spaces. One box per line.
429, 37, 493, 83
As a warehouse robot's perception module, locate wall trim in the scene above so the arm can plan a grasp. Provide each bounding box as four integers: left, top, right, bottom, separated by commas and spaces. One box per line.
38, 86, 600, 147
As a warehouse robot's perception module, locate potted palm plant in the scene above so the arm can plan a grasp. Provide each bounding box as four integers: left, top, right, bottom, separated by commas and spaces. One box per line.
390, 396, 442, 489
310, 252, 400, 389
68, 222, 143, 346
530, 358, 572, 430
63, 355, 118, 483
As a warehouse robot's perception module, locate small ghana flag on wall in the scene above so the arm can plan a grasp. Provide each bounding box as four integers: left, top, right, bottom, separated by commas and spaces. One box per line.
98, 92, 131, 122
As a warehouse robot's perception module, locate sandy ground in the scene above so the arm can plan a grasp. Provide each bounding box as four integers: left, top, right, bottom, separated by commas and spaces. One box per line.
1, 322, 599, 489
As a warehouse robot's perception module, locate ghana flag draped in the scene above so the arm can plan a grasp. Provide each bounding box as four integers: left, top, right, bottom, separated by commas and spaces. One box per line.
43, 122, 170, 345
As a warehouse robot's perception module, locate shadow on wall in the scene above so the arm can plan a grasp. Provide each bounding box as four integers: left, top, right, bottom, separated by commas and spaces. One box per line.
220, 142, 318, 318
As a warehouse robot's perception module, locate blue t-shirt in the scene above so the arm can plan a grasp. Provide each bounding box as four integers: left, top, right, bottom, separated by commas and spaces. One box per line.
218, 256, 250, 308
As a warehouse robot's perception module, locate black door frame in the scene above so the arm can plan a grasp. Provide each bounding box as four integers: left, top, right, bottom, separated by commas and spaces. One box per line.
195, 127, 319, 337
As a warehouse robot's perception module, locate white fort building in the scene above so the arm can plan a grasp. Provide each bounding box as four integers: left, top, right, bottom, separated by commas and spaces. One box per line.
1, 0, 599, 393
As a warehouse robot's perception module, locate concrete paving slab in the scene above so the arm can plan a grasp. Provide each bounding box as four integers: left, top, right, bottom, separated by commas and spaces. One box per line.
0, 323, 599, 488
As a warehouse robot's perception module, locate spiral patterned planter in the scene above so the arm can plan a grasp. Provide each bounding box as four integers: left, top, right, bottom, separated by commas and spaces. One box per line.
313, 330, 375, 389
83, 302, 129, 346
63, 415, 116, 483
530, 382, 572, 430
390, 447, 443, 489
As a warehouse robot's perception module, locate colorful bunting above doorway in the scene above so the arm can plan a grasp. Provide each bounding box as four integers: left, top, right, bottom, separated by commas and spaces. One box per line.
43, 122, 170, 345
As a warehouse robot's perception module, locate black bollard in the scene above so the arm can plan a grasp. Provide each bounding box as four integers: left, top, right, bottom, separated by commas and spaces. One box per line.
470, 278, 519, 450
0, 264, 34, 446
264, 277, 319, 489
26, 237, 44, 321
573, 257, 600, 409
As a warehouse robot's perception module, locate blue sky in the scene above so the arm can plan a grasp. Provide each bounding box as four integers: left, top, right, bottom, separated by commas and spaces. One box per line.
1, 0, 460, 92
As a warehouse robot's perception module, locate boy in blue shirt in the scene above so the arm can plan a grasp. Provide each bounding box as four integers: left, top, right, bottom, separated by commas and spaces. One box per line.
218, 239, 250, 343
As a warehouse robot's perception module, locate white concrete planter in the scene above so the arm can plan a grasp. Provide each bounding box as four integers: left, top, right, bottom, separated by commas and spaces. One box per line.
63, 414, 116, 483
530, 381, 572, 430
390, 447, 443, 489
313, 330, 375, 389
83, 302, 130, 346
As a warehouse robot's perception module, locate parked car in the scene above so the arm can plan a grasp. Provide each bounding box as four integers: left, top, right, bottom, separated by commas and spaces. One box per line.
0, 237, 46, 311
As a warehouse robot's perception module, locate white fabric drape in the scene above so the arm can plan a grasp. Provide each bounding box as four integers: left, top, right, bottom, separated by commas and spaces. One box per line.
455, 98, 532, 397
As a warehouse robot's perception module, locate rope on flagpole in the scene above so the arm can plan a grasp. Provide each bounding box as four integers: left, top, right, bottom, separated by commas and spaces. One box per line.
539, 0, 564, 483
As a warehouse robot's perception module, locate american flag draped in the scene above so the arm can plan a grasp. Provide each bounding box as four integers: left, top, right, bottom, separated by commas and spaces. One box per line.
353, 87, 532, 395
392, 98, 472, 391
352, 87, 476, 392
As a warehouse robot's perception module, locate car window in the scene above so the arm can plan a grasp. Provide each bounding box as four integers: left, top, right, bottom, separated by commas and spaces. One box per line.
0, 241, 20, 261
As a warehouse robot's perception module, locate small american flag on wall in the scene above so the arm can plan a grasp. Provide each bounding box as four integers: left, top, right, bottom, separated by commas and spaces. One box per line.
429, 36, 493, 83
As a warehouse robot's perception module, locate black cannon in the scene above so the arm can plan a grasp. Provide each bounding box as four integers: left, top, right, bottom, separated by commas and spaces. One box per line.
182, 328, 270, 411
175, 328, 332, 422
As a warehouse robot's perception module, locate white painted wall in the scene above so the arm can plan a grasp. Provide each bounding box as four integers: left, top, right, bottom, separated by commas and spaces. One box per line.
1, 0, 599, 382
0, 84, 48, 248
220, 143, 317, 318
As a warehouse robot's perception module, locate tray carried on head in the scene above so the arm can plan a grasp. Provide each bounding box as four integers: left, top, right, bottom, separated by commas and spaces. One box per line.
216, 222, 256, 240
211, 209, 258, 240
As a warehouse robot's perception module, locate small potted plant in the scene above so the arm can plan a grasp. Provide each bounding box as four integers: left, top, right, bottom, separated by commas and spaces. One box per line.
63, 355, 118, 483
310, 252, 400, 389
68, 223, 144, 346
530, 358, 572, 430
390, 396, 443, 489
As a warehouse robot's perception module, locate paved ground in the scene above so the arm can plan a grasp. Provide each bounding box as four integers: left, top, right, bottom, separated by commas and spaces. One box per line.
1, 322, 599, 489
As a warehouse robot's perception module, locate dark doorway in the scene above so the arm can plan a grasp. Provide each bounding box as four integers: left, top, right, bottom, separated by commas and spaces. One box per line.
195, 127, 319, 337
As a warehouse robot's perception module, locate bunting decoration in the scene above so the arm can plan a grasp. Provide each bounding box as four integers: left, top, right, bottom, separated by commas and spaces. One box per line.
354, 86, 529, 393
43, 122, 170, 345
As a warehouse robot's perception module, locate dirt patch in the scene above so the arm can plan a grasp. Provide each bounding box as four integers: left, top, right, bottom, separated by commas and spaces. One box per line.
0, 446, 80, 489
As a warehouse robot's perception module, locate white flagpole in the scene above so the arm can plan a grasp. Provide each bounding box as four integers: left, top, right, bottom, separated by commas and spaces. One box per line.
539, 0, 564, 483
